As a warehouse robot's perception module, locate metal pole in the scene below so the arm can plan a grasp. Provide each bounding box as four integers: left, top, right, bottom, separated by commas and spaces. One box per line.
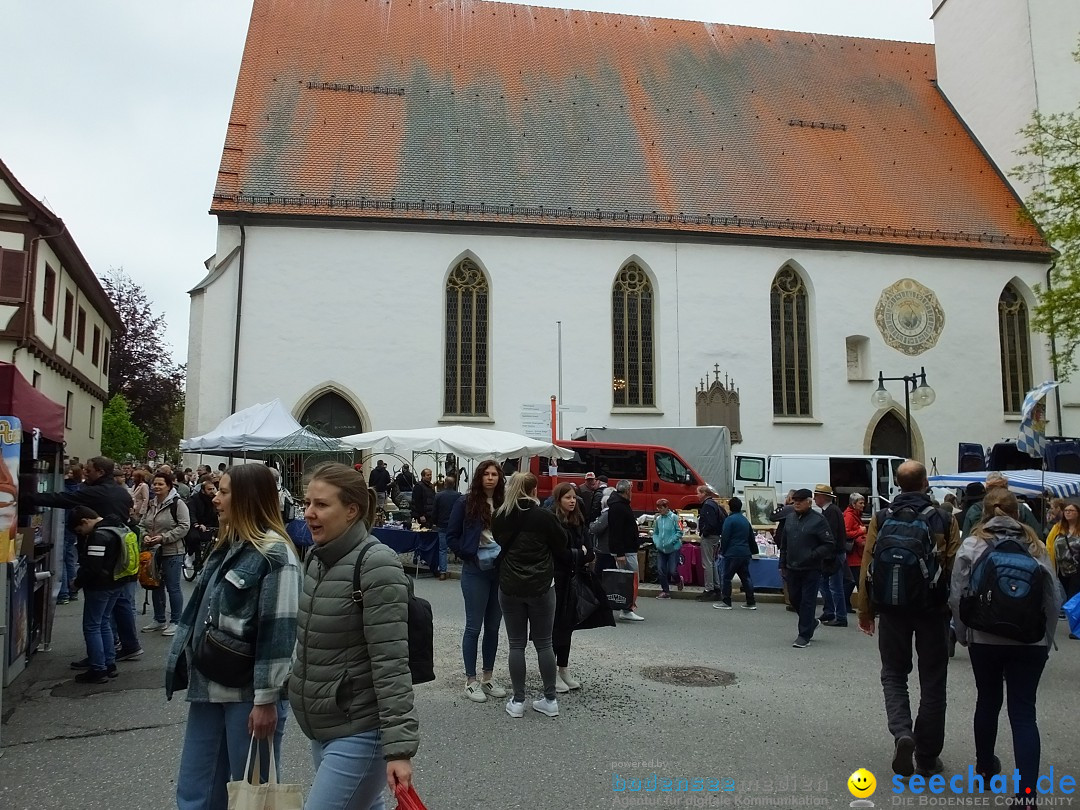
557, 319, 565, 440
904, 376, 913, 459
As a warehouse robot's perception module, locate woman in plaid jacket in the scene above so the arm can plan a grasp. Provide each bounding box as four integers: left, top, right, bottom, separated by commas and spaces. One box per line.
165, 464, 301, 810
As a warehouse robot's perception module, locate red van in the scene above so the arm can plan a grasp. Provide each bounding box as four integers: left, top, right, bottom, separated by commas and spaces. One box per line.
529, 440, 705, 513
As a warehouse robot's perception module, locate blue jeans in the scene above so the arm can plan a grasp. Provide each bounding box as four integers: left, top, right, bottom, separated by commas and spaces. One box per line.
460, 564, 502, 678
819, 554, 847, 623
176, 699, 289, 810
82, 586, 122, 670
112, 581, 139, 652
787, 569, 822, 640
720, 556, 756, 606
58, 532, 79, 598
152, 554, 184, 624
656, 550, 680, 593
307, 730, 386, 810
969, 643, 1049, 794
438, 531, 448, 574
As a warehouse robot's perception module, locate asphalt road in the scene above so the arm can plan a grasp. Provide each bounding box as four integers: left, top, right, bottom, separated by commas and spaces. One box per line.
1, 574, 1077, 810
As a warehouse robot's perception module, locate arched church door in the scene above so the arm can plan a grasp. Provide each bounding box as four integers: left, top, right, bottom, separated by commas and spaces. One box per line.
300, 392, 363, 438
870, 411, 908, 458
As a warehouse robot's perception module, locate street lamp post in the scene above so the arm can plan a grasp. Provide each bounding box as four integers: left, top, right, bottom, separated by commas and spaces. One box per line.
871, 367, 936, 459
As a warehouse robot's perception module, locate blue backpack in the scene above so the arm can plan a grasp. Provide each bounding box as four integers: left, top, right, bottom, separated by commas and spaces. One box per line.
959, 536, 1045, 643
868, 505, 945, 612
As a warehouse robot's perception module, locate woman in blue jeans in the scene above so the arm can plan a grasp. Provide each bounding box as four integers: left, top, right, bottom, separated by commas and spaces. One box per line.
447, 459, 507, 703
164, 464, 301, 810
140, 470, 190, 636
950, 489, 1064, 806
491, 472, 570, 718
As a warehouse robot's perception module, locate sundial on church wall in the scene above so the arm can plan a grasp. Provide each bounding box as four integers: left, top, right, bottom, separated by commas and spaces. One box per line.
874, 279, 945, 356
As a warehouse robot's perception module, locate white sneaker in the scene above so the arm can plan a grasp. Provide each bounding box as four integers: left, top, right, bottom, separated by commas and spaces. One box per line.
480, 679, 507, 698
142, 621, 166, 633
558, 669, 581, 690
161, 623, 178, 637
555, 673, 570, 694
619, 610, 645, 622
505, 699, 525, 718
532, 697, 559, 717
464, 682, 488, 703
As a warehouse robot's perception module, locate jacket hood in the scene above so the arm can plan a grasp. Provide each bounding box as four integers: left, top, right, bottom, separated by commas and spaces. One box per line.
890, 491, 932, 511
980, 515, 1030, 540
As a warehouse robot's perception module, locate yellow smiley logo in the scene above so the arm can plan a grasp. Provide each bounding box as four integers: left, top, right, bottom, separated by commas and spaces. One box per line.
848, 768, 877, 798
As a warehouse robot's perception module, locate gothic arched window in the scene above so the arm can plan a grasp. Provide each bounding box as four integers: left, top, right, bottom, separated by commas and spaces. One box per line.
444, 258, 489, 416
998, 283, 1032, 414
612, 263, 655, 407
771, 266, 812, 416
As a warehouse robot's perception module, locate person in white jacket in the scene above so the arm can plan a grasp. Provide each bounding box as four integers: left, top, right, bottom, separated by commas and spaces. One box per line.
950, 488, 1064, 805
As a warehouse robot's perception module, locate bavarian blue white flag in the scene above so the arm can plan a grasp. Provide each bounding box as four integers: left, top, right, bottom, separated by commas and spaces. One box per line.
1017, 380, 1060, 458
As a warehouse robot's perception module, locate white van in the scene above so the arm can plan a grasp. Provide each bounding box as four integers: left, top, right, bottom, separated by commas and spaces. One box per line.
732, 453, 904, 515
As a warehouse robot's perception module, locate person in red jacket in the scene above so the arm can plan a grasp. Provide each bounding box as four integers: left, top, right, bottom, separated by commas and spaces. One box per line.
843, 493, 868, 614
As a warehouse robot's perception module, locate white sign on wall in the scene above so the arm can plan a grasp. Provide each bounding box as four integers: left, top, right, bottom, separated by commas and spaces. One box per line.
520, 403, 551, 441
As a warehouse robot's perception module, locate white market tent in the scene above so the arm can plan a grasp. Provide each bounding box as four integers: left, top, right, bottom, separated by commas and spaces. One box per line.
181, 399, 346, 454
928, 470, 1080, 499
339, 425, 576, 463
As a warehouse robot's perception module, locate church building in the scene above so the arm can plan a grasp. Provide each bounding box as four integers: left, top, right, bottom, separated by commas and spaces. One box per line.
186, 0, 1076, 468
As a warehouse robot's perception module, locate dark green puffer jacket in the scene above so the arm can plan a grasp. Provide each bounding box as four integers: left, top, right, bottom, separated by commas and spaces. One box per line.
289, 521, 419, 760
492, 498, 571, 597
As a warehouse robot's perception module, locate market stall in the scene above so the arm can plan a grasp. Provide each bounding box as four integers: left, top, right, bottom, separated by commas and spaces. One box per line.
0, 363, 66, 702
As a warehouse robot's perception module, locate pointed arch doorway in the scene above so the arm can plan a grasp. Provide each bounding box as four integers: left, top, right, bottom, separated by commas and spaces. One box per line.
300, 391, 364, 438
866, 408, 922, 460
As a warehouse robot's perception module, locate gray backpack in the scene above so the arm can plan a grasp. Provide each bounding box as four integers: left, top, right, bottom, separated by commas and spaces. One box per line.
590, 509, 611, 555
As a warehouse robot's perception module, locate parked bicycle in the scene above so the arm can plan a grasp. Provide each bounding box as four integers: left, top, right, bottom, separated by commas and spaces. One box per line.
182, 528, 217, 582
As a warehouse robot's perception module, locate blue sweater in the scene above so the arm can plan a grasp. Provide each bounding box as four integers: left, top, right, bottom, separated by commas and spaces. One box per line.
720, 512, 755, 558
651, 512, 683, 553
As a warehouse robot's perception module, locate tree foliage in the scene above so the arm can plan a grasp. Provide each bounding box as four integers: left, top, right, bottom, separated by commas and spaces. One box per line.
100, 394, 146, 461
1014, 47, 1080, 380
102, 268, 185, 452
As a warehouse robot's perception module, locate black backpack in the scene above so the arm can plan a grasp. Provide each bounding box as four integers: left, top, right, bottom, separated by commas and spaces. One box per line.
867, 505, 945, 612
959, 536, 1046, 643
353, 541, 435, 685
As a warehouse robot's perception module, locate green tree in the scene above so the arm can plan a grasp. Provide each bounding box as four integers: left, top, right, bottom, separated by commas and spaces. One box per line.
1014, 49, 1080, 380
101, 268, 186, 452
100, 394, 146, 461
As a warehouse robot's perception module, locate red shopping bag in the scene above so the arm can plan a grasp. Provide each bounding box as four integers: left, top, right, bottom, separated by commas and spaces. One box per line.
394, 783, 429, 810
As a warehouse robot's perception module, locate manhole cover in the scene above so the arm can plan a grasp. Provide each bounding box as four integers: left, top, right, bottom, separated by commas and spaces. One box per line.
640, 665, 735, 687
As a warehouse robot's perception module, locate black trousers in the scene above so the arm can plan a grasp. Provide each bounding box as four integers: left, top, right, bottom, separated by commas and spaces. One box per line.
877, 609, 950, 765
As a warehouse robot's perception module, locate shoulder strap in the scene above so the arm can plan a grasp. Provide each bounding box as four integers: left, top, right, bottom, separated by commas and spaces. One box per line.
169, 498, 180, 522
351, 539, 381, 605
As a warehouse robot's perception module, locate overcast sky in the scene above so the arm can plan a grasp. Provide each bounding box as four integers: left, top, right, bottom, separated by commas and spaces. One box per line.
1, 1, 933, 365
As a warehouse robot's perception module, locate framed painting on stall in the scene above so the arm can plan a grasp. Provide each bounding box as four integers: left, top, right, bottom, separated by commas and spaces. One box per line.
744, 486, 778, 527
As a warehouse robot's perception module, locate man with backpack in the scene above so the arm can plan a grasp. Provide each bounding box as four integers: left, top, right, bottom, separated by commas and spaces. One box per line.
67, 506, 137, 683
856, 460, 961, 779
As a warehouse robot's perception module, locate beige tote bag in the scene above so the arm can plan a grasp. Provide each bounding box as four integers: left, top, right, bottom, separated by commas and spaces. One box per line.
227, 736, 304, 810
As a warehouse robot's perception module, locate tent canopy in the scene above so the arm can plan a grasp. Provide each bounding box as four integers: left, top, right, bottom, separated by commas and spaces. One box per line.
181, 399, 345, 454
339, 425, 575, 463
0, 362, 65, 443
928, 470, 1080, 499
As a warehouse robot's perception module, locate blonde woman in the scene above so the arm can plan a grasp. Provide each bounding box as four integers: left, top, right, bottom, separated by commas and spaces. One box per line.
164, 464, 300, 810
491, 472, 570, 718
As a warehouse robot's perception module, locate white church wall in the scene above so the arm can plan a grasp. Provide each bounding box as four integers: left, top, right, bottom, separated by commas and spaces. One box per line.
188, 222, 1050, 471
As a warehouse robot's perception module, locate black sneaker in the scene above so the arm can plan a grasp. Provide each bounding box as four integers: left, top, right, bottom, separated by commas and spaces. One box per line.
70, 657, 91, 670
74, 669, 109, 685
116, 647, 144, 662
792, 636, 810, 648
915, 757, 944, 777
892, 735, 915, 776
695, 590, 718, 602
106, 664, 118, 679
69, 592, 79, 602
975, 756, 1001, 780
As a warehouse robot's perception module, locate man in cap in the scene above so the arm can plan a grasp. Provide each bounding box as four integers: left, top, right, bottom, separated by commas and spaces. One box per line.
696, 484, 727, 602
814, 484, 848, 627
779, 488, 835, 648
580, 472, 603, 521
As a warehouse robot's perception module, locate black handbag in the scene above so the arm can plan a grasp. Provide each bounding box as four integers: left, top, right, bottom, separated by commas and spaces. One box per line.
193, 622, 255, 688
570, 570, 601, 626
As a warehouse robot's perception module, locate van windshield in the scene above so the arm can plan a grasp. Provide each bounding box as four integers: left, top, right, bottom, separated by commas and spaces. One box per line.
656, 451, 693, 485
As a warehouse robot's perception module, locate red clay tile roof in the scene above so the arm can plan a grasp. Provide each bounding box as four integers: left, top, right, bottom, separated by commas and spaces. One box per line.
212, 0, 1048, 255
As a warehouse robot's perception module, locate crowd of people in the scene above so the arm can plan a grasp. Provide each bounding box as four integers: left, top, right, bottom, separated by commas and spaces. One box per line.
28, 453, 1078, 809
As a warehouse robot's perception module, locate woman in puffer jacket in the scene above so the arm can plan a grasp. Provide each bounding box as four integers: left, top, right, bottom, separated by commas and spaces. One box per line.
950, 488, 1064, 804
141, 470, 190, 636
491, 472, 572, 719
290, 463, 418, 809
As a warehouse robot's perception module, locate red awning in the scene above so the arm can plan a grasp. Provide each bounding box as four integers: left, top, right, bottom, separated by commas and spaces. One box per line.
0, 363, 66, 443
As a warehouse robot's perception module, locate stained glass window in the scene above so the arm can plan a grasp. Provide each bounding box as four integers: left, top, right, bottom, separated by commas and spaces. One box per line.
445, 258, 489, 416
612, 263, 654, 407
771, 266, 812, 416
